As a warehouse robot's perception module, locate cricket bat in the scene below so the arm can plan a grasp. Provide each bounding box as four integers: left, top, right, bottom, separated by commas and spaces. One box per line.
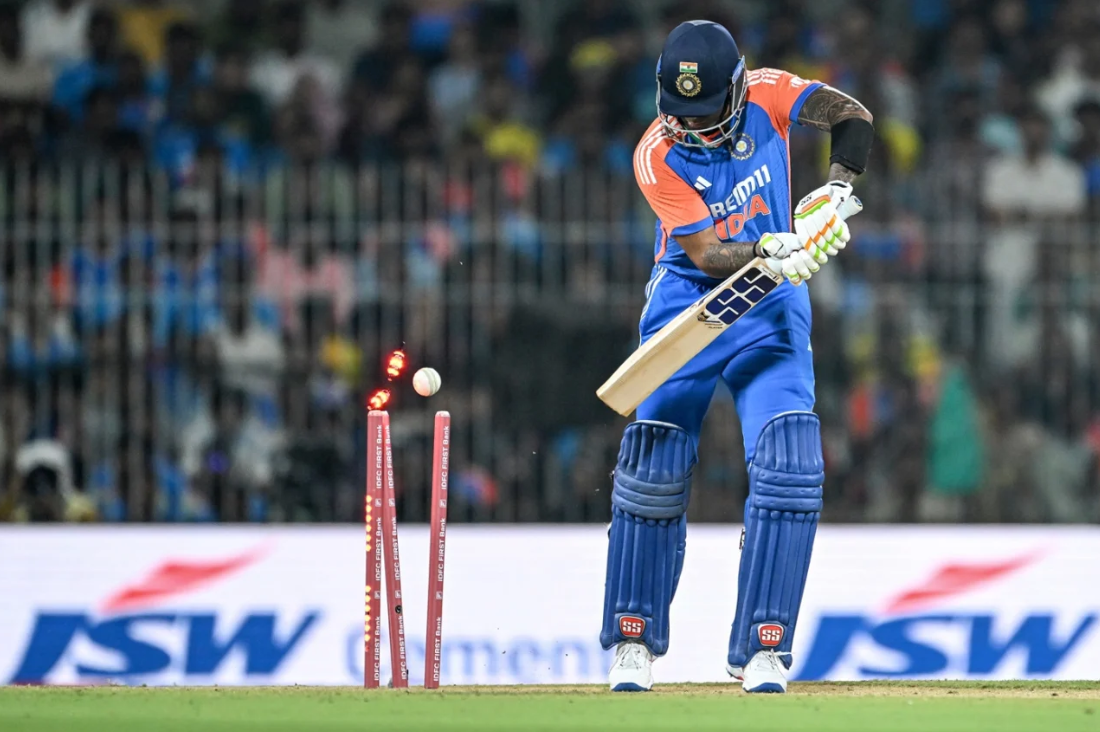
597, 197, 862, 416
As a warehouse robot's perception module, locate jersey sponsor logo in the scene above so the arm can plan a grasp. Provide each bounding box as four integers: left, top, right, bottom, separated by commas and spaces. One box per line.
708, 164, 772, 218
619, 616, 646, 638
693, 176, 712, 191
758, 623, 785, 647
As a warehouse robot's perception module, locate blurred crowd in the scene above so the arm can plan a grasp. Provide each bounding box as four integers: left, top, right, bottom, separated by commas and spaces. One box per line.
1, 0, 1099, 524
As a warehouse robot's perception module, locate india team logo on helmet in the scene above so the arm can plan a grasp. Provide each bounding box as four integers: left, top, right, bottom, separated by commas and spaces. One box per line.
676, 73, 701, 97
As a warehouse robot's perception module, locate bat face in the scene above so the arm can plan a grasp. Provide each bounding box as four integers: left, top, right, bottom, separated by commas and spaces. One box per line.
698, 266, 780, 327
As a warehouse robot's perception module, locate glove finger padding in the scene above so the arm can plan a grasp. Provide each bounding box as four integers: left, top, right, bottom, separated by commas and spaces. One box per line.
796, 207, 849, 261
782, 250, 819, 285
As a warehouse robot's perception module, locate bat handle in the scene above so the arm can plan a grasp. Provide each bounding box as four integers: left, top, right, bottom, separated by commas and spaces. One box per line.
836, 195, 863, 221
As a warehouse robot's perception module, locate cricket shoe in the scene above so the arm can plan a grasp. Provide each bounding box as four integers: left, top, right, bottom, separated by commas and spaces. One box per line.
725, 663, 744, 683
608, 642, 655, 692
741, 651, 789, 693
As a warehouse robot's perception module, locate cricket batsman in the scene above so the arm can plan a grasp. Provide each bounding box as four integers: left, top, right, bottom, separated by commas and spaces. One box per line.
601, 20, 874, 693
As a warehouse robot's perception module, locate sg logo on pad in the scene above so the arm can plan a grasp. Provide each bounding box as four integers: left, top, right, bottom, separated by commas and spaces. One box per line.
619, 616, 646, 638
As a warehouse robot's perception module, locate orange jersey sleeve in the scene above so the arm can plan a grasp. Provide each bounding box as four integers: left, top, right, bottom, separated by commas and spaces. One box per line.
745, 68, 822, 139
634, 124, 713, 237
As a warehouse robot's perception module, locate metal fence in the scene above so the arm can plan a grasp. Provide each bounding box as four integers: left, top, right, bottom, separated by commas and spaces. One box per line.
1, 162, 1099, 524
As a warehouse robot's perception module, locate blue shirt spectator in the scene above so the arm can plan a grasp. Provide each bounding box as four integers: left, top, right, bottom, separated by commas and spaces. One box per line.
153, 245, 221, 349
51, 7, 120, 122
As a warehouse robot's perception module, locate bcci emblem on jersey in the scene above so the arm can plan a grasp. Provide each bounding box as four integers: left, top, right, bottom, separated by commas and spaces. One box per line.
732, 134, 755, 160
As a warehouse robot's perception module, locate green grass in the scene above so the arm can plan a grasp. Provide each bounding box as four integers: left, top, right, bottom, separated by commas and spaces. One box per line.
2, 683, 1098, 732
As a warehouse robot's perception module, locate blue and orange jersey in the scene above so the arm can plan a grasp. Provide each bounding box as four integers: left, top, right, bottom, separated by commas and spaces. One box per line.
634, 68, 822, 284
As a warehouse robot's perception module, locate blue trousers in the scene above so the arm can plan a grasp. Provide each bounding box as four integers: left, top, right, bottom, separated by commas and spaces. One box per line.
637, 266, 815, 459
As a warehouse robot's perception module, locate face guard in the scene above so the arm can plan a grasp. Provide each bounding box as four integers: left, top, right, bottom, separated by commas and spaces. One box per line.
657, 56, 748, 149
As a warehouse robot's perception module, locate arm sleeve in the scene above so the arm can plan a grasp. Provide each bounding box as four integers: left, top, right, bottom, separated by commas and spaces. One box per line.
634, 136, 713, 237
748, 68, 822, 136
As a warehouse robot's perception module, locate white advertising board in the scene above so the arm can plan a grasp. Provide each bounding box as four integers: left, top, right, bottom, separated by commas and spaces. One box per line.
1, 526, 1097, 685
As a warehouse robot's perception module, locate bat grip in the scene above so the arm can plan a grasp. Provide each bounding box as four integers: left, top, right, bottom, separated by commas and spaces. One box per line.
836, 195, 863, 221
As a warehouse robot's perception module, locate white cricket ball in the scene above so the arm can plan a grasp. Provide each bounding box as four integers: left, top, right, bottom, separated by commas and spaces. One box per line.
412, 367, 442, 397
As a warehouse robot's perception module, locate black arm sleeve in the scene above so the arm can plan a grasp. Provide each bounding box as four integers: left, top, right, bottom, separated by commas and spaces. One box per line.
829, 117, 875, 175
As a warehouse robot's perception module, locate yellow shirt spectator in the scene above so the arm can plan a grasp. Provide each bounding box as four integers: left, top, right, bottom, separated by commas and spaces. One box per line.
115, 0, 190, 65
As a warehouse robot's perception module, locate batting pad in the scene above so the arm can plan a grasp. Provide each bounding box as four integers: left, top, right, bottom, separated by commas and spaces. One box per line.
728, 411, 824, 669
601, 421, 696, 656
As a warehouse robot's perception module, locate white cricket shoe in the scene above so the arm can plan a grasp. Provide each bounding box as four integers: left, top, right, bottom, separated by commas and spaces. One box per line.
608, 642, 655, 692
742, 651, 789, 693
725, 663, 744, 683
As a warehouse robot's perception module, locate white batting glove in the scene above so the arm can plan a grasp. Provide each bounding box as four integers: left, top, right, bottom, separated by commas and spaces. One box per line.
757, 231, 820, 286
794, 181, 853, 262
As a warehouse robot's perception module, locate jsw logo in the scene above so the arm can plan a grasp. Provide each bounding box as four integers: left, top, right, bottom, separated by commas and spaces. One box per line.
795, 553, 1098, 680
10, 612, 317, 683
8, 546, 319, 685
795, 613, 1096, 680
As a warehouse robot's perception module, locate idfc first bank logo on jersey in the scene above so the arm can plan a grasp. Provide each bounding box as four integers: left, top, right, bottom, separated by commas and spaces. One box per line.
794, 553, 1097, 680
9, 546, 319, 685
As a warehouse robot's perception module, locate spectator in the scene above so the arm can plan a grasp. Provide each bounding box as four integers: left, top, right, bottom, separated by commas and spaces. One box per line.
115, 0, 191, 67
254, 230, 353, 336
114, 51, 153, 134
338, 57, 431, 163
0, 5, 53, 104
213, 252, 284, 397
428, 24, 481, 144
1070, 99, 1100, 210
983, 107, 1086, 366
5, 298, 80, 383
249, 1, 341, 109
212, 44, 270, 147
983, 106, 1086, 223
51, 7, 120, 122
272, 390, 351, 522
6, 438, 95, 521
927, 17, 1001, 135
66, 192, 129, 332
57, 85, 121, 160
22, 0, 90, 70
467, 74, 540, 169
351, 2, 410, 92
305, 0, 377, 72
186, 382, 281, 522
1036, 23, 1100, 146
206, 0, 270, 56
151, 21, 210, 124
986, 0, 1033, 80
152, 208, 220, 352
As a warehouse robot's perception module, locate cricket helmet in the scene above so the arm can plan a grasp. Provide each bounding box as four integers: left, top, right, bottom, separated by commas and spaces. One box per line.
656, 20, 747, 148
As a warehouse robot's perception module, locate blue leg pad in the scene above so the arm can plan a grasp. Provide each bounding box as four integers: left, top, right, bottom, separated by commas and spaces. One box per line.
728, 411, 823, 669
600, 421, 695, 656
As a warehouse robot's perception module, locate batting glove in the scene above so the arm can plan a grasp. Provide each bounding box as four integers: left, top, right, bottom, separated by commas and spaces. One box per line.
757, 231, 820, 286
794, 181, 853, 262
